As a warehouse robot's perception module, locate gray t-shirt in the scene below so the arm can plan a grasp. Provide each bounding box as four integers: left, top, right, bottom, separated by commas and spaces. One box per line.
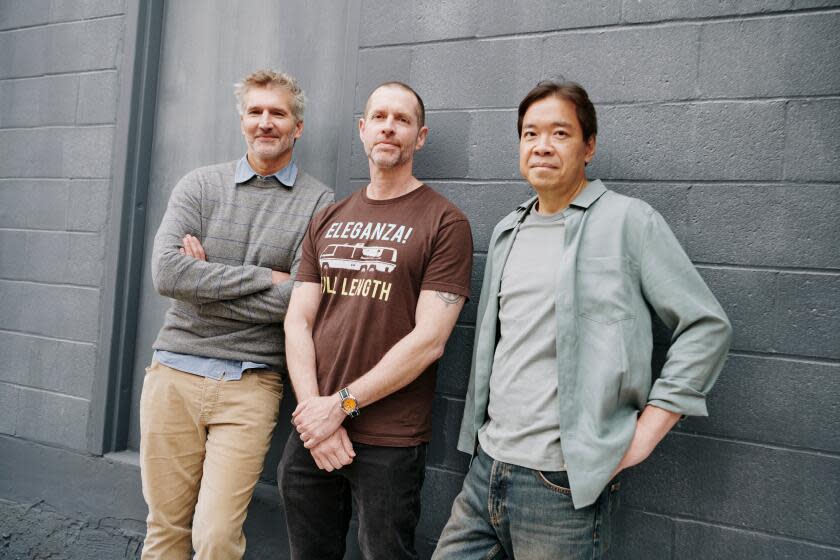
478, 204, 566, 471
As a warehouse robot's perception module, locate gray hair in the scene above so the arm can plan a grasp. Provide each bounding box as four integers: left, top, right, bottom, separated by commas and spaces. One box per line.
234, 69, 305, 122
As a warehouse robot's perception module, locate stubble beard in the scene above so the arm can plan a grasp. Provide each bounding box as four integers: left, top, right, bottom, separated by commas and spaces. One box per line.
367, 143, 412, 169
252, 131, 295, 162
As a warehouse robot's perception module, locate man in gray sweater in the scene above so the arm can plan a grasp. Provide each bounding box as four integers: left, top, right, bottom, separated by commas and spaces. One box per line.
139, 69, 332, 559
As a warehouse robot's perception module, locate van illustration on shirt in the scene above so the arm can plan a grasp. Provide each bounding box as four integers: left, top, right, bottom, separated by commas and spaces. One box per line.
319, 243, 397, 273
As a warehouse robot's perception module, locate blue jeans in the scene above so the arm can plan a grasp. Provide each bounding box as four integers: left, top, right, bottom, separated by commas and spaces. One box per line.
433, 447, 619, 560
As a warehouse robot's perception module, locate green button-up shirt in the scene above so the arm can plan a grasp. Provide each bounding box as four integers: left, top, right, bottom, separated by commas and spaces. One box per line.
457, 180, 732, 508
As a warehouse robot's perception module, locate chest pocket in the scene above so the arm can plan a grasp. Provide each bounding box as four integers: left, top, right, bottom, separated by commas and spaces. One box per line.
577, 256, 636, 324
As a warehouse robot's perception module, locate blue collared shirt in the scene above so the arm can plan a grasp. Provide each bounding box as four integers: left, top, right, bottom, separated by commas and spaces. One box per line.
234, 154, 298, 186
155, 155, 298, 380
154, 350, 268, 381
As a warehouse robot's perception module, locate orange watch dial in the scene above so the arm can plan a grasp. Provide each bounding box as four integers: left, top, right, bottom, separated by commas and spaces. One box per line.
342, 398, 358, 413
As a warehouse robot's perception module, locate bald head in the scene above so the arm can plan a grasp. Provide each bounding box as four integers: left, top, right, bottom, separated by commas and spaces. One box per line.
364, 82, 425, 128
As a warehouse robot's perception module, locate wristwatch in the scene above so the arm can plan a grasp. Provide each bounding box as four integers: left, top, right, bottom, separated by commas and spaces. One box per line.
339, 387, 360, 417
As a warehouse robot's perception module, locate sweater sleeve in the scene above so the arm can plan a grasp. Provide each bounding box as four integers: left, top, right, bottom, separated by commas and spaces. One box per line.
197, 243, 300, 324
150, 172, 273, 304
197, 189, 335, 322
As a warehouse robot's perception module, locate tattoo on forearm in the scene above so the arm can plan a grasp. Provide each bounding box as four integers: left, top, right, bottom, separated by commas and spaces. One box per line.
435, 291, 463, 307
293, 281, 303, 289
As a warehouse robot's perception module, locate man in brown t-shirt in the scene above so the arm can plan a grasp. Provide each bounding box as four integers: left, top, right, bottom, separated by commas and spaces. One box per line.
279, 82, 473, 559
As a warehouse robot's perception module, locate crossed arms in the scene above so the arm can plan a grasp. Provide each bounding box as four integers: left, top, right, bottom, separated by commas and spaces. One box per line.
151, 176, 296, 322
284, 282, 465, 471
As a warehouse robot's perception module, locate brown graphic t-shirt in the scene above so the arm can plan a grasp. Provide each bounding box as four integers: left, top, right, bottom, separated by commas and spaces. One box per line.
297, 184, 473, 446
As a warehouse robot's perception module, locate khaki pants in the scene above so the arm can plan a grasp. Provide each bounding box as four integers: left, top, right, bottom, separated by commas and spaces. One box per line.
139, 361, 283, 560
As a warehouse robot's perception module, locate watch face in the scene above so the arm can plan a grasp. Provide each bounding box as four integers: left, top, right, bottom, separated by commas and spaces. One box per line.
342, 398, 358, 413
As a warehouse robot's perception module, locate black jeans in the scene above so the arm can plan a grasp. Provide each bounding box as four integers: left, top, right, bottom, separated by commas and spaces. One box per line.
278, 434, 427, 560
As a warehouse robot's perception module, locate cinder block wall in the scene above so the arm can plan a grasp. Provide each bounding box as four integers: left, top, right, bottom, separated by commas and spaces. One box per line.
351, 1, 840, 558
0, 2, 125, 454
1, 1, 838, 558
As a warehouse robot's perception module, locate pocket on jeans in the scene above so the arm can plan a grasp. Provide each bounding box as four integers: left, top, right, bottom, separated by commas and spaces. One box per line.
254, 370, 284, 400
535, 470, 572, 495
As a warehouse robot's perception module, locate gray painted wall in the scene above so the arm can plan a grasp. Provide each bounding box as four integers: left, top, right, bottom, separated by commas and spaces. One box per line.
1, 1, 839, 558
0, 0, 126, 452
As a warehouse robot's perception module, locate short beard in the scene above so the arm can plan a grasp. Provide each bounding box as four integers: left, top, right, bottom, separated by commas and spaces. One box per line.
252, 132, 294, 161
367, 144, 411, 169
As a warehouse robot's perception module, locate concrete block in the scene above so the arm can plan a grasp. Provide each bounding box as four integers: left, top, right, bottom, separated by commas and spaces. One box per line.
609, 182, 690, 245
437, 325, 474, 398
543, 25, 699, 103
675, 518, 840, 560
0, 0, 51, 30
0, 18, 121, 78
417, 466, 467, 540
414, 111, 471, 179
478, 0, 621, 35
410, 37, 543, 110
785, 99, 840, 182
49, 0, 126, 21
427, 396, 470, 473
597, 102, 785, 181
699, 13, 840, 98
0, 26, 49, 79
0, 383, 20, 435
693, 102, 785, 180
15, 386, 89, 450
358, 0, 479, 47
0, 180, 70, 230
358, 0, 420, 46
67, 179, 110, 231
621, 0, 790, 23
0, 279, 100, 342
0, 74, 79, 127
624, 433, 840, 545
775, 272, 840, 360
354, 47, 412, 113
22, 231, 105, 286
360, 0, 621, 45
696, 267, 776, 354
0, 126, 114, 178
46, 17, 123, 74
595, 103, 697, 180
793, 0, 840, 6
681, 355, 840, 453
467, 109, 519, 179
0, 230, 28, 279
610, 509, 673, 560
62, 125, 115, 178
76, 70, 118, 124
686, 185, 840, 269
0, 331, 96, 398
0, 129, 60, 175
432, 181, 534, 251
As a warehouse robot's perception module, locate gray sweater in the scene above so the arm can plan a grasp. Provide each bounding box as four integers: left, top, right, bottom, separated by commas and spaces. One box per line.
151, 160, 333, 370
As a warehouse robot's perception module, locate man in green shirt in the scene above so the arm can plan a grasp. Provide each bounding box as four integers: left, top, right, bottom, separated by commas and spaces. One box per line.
433, 81, 732, 559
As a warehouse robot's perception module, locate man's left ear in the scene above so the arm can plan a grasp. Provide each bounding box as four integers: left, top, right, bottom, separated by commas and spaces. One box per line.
414, 126, 429, 152
584, 135, 596, 165
294, 119, 304, 139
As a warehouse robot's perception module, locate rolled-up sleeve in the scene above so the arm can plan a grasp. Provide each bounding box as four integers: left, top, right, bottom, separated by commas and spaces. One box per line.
640, 208, 733, 417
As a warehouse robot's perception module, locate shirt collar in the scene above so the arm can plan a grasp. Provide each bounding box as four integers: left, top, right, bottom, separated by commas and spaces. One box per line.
516, 179, 608, 212
235, 155, 298, 187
